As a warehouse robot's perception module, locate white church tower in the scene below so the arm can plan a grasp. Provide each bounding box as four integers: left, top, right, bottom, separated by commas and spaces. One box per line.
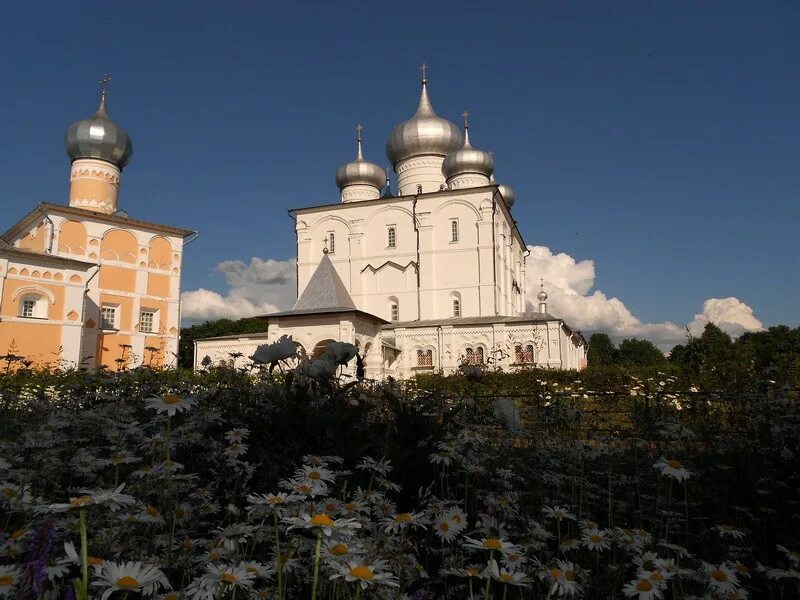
195, 68, 587, 375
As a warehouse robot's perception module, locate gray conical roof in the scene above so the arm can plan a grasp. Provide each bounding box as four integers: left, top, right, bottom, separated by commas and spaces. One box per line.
292, 254, 356, 311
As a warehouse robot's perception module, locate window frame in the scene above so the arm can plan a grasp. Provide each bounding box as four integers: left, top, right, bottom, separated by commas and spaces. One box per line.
453, 298, 461, 317
101, 305, 119, 331
390, 302, 399, 322
450, 219, 459, 243
387, 226, 397, 248
18, 294, 46, 319
327, 231, 335, 254
139, 309, 157, 334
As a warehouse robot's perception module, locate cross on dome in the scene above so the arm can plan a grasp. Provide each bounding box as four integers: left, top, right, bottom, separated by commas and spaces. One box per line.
98, 73, 112, 114
462, 110, 470, 129
419, 62, 428, 83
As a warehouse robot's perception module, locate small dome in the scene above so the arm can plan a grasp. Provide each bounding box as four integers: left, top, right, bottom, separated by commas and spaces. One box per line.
442, 120, 494, 181
65, 92, 133, 170
386, 79, 463, 165
497, 183, 515, 208
335, 128, 386, 191
537, 289, 548, 302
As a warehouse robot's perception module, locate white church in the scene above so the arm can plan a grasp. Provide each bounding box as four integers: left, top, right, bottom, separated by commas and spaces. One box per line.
195, 71, 587, 377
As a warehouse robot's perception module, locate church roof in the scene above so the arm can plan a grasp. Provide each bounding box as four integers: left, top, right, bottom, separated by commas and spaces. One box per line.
293, 254, 356, 312
261, 254, 387, 323
0, 236, 96, 269
381, 312, 560, 329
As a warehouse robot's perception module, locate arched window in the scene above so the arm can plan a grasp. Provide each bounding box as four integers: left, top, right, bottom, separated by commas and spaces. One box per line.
327, 231, 335, 254
453, 298, 461, 317
450, 220, 459, 242
515, 345, 524, 363
417, 349, 433, 367
475, 347, 484, 364
387, 227, 396, 248
465, 346, 484, 365
390, 302, 399, 322
524, 344, 534, 364
19, 294, 47, 319
465, 347, 474, 363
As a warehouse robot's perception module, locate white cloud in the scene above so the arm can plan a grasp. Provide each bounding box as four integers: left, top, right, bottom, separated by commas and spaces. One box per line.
181, 257, 296, 322
525, 245, 763, 349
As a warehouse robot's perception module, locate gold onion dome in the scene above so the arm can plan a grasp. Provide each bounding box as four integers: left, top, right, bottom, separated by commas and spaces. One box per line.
386, 73, 463, 165
442, 112, 494, 181
335, 126, 386, 190
65, 76, 133, 170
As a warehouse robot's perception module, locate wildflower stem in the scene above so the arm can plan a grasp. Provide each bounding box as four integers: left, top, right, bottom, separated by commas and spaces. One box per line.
274, 511, 284, 600
79, 508, 88, 600
502, 582, 508, 600
469, 577, 474, 599
483, 551, 494, 600
354, 586, 362, 600
311, 530, 323, 600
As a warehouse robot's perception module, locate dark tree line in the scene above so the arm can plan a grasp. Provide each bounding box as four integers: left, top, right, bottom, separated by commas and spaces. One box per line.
178, 317, 267, 367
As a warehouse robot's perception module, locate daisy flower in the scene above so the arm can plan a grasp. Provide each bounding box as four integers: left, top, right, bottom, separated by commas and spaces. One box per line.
622, 577, 663, 599
382, 512, 427, 534
356, 456, 392, 475
538, 560, 581, 597
145, 393, 197, 417
653, 458, 692, 482
703, 562, 739, 594
714, 525, 746, 540
225, 428, 249, 443
582, 530, 610, 551
93, 561, 170, 600
329, 560, 399, 589
488, 560, 530, 586
325, 539, 365, 560
0, 565, 22, 597
463, 536, 522, 555
283, 513, 361, 537
560, 537, 580, 552
541, 506, 576, 521
776, 545, 800, 567
42, 484, 136, 512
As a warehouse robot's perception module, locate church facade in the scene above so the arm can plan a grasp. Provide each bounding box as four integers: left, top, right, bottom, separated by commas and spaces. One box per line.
195, 74, 586, 377
0, 80, 194, 370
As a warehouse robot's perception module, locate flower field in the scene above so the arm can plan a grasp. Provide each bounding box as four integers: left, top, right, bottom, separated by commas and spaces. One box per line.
1, 361, 799, 599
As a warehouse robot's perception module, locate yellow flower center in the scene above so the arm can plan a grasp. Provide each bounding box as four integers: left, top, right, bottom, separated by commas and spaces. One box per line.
325, 503, 337, 512
164, 594, 178, 600
146, 506, 160, 517
349, 565, 374, 581
466, 568, 478, 577
484, 538, 503, 550
549, 568, 563, 579
330, 544, 349, 555
175, 507, 185, 518
0, 576, 14, 586
667, 459, 683, 469
309, 514, 334, 527
590, 535, 601, 543
308, 471, 322, 480
344, 503, 357, 511
220, 572, 238, 583
88, 557, 103, 566
70, 495, 93, 507
565, 570, 576, 582
297, 485, 312, 495
164, 394, 181, 405
507, 553, 519, 562
10, 528, 27, 540
500, 573, 513, 582
208, 551, 221, 561
245, 567, 257, 574
585, 521, 597, 530
636, 580, 653, 591
112, 456, 125, 465
395, 513, 412, 523
711, 568, 728, 582
438, 522, 449, 532
116, 576, 140, 589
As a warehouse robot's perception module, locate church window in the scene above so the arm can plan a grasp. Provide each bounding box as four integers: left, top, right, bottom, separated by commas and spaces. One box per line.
465, 346, 484, 365
19, 295, 46, 319
417, 349, 433, 367
327, 231, 335, 254
525, 344, 534, 364
453, 298, 461, 317
515, 345, 524, 363
387, 226, 396, 248
390, 302, 399, 322
140, 310, 156, 333
101, 305, 118, 330
450, 219, 459, 243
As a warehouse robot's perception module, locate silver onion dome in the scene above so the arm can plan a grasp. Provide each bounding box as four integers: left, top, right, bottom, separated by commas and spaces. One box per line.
497, 183, 515, 208
335, 126, 386, 190
65, 87, 133, 170
442, 115, 494, 181
386, 78, 463, 165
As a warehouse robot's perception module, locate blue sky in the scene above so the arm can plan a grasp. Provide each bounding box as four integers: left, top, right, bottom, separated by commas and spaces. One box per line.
1, 2, 797, 340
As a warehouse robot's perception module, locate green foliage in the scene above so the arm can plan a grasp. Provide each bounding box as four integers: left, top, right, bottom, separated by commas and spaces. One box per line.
178, 316, 268, 367
616, 337, 667, 367
586, 332, 617, 366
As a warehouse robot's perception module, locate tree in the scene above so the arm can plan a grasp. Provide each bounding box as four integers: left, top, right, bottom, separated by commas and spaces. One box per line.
617, 338, 667, 367
178, 317, 268, 368
587, 333, 617, 366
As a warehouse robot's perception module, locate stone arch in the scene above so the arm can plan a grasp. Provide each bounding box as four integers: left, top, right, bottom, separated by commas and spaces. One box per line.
431, 198, 482, 220
58, 220, 87, 255
148, 236, 173, 270
100, 229, 138, 264
12, 284, 56, 305
311, 338, 337, 359
310, 214, 352, 234
363, 204, 418, 228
